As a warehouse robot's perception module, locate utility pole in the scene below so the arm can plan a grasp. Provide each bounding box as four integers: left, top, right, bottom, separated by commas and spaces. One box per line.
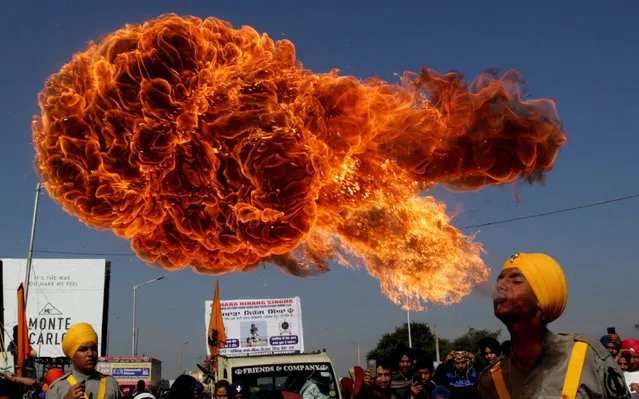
24, 183, 43, 305
132, 274, 167, 356
434, 324, 440, 362
178, 341, 189, 375
407, 310, 412, 348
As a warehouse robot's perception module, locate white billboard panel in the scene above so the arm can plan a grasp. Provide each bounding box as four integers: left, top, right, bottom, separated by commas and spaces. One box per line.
1, 259, 109, 358
205, 297, 304, 357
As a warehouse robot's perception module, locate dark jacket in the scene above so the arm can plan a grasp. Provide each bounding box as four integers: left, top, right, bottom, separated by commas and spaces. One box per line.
409, 381, 437, 399
358, 383, 400, 399
434, 363, 478, 399
390, 371, 413, 399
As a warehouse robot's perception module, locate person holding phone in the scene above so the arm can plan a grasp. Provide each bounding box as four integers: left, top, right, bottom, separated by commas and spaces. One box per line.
359, 359, 398, 399
46, 323, 121, 399
600, 330, 622, 359
408, 358, 436, 399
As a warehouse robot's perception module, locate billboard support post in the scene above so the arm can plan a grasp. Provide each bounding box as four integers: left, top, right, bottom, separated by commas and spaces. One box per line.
24, 182, 42, 305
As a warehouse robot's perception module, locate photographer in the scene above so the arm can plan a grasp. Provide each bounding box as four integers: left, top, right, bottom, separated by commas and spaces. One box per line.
408, 358, 436, 399
359, 359, 398, 399
434, 351, 478, 399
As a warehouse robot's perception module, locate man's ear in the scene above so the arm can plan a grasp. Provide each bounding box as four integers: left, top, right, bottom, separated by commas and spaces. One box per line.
536, 305, 546, 324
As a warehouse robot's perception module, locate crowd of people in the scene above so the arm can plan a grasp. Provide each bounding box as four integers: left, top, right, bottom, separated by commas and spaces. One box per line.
0, 252, 637, 398
340, 327, 639, 399
340, 252, 639, 398
339, 343, 492, 399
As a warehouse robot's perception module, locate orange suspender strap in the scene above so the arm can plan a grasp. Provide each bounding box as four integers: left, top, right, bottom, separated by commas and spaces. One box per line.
561, 341, 589, 399
490, 362, 511, 399
67, 374, 107, 399
98, 376, 107, 399
67, 375, 89, 399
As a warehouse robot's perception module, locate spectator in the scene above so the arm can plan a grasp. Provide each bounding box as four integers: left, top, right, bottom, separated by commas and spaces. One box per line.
476, 252, 629, 398
134, 379, 157, 398
477, 338, 501, 370
409, 358, 436, 399
133, 380, 147, 395
601, 335, 622, 359
430, 386, 451, 399
215, 379, 230, 399
434, 351, 478, 398
228, 382, 246, 399
169, 374, 198, 399
619, 352, 630, 371
621, 339, 639, 394
340, 377, 354, 399
359, 358, 398, 399
391, 346, 415, 399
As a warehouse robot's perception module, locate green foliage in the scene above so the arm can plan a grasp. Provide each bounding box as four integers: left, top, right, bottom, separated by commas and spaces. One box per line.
439, 327, 502, 356
367, 323, 501, 362
366, 323, 449, 361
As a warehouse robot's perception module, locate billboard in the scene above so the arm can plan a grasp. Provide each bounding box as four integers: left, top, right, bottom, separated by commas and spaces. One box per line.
204, 297, 304, 357
1, 259, 110, 357
97, 357, 161, 386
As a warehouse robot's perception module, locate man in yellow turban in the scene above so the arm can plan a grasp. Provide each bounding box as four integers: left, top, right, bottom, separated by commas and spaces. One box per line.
476, 253, 629, 399
46, 323, 121, 399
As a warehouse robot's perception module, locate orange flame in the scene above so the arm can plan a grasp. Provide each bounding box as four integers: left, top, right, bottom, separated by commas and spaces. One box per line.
32, 15, 566, 309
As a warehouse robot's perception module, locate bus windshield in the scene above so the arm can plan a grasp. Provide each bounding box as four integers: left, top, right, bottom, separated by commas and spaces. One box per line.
231, 362, 339, 399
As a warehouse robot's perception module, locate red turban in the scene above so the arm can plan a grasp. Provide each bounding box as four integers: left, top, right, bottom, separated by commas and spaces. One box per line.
622, 339, 639, 353
45, 367, 64, 385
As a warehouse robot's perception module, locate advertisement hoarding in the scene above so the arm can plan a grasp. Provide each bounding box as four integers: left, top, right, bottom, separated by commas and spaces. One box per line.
97, 357, 161, 387
1, 259, 110, 357
204, 297, 304, 357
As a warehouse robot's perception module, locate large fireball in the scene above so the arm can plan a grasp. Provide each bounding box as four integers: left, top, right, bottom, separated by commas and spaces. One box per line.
32, 15, 566, 309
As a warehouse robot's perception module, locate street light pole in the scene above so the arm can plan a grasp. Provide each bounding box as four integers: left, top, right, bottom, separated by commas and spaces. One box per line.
24, 182, 43, 305
178, 341, 189, 375
132, 274, 167, 356
349, 341, 361, 367
434, 324, 440, 363
407, 310, 412, 348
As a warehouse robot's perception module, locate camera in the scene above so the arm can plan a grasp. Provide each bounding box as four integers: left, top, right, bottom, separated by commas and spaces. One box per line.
366, 359, 377, 378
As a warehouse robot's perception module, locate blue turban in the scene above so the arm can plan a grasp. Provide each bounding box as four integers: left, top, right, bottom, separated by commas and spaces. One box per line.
600, 335, 621, 351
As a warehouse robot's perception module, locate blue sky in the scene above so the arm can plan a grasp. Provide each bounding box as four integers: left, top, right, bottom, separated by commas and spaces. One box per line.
1, 0, 638, 378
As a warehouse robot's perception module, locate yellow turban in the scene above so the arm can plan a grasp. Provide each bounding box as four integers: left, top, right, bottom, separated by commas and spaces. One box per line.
501, 253, 568, 323
62, 323, 98, 358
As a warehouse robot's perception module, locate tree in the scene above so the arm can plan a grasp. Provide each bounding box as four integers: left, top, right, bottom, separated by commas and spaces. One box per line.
367, 324, 501, 362
439, 327, 502, 357
367, 323, 450, 361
